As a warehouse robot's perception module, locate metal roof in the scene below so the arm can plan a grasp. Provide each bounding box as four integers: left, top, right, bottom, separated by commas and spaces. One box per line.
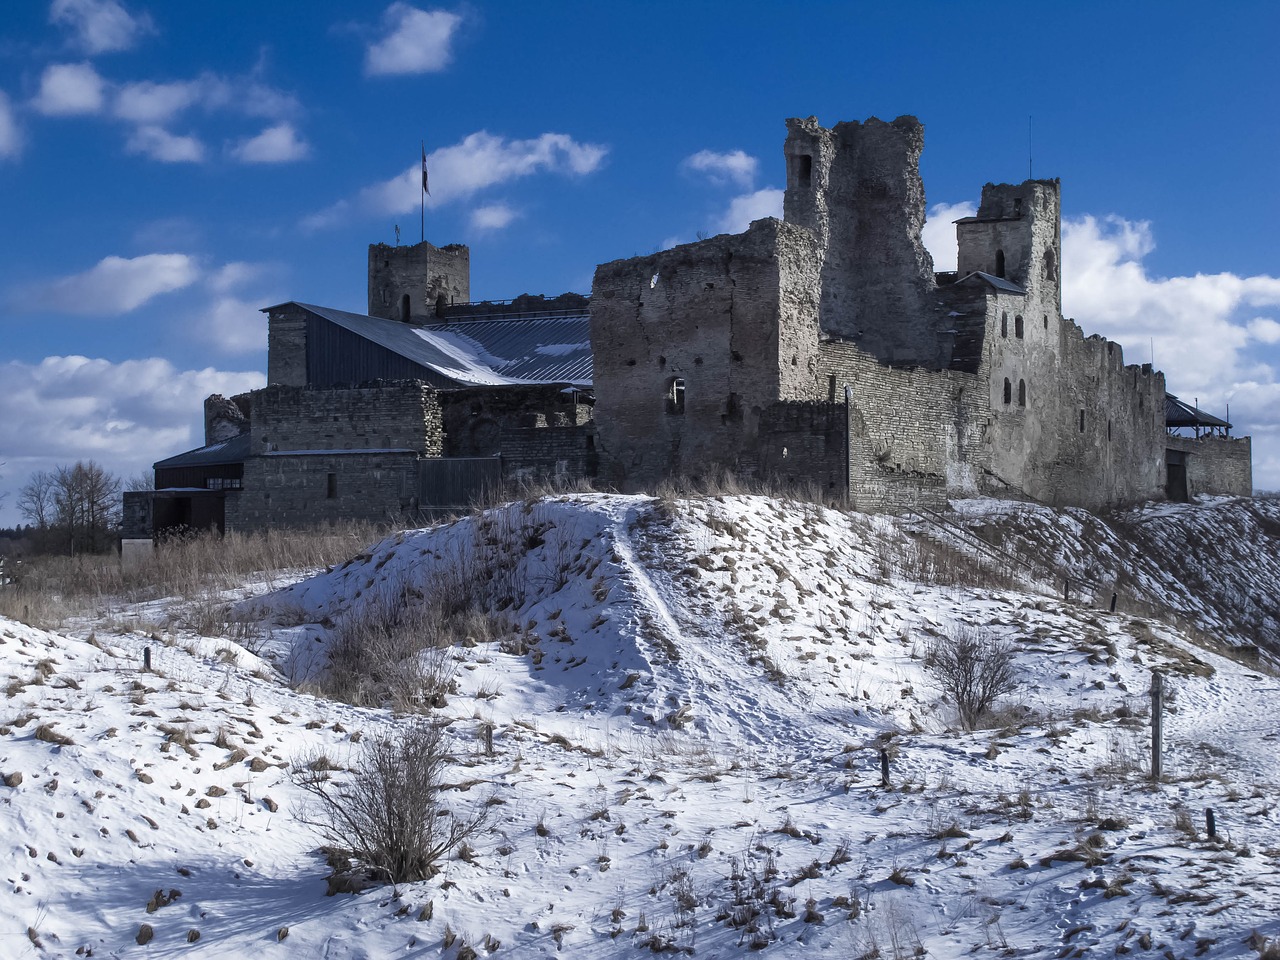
288, 303, 593, 388
1165, 393, 1231, 429
154, 432, 251, 470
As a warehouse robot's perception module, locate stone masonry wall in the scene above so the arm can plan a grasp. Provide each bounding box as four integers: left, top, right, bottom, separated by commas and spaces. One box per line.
1168, 435, 1253, 498
266, 304, 308, 387
249, 382, 443, 456
368, 240, 470, 322
227, 451, 419, 530
590, 218, 820, 489
817, 342, 991, 511
783, 115, 941, 365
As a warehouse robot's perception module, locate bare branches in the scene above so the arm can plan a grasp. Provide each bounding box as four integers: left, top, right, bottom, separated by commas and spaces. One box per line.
927, 628, 1017, 730
293, 721, 486, 886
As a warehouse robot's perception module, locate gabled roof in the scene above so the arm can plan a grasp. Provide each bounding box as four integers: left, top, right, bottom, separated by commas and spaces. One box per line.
1165, 393, 1231, 429
956, 271, 1026, 295
278, 303, 593, 388
154, 432, 251, 470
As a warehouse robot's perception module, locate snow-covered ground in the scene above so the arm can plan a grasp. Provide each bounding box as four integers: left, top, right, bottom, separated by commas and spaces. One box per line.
3, 493, 1279, 958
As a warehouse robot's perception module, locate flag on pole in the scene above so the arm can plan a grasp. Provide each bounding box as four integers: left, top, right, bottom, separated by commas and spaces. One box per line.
421, 142, 430, 197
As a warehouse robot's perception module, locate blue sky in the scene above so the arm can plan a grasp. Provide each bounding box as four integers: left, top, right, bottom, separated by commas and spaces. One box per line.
1, 0, 1278, 523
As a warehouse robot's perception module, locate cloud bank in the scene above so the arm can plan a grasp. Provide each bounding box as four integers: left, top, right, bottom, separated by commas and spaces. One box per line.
50, 0, 154, 54
365, 4, 462, 76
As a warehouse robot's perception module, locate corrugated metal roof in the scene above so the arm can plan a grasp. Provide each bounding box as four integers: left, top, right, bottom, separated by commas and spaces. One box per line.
154, 432, 251, 469
292, 303, 592, 387
1165, 393, 1231, 429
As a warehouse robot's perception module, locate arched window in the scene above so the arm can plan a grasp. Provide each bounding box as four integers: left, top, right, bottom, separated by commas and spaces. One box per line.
399, 293, 411, 322
1003, 378, 1012, 405
1014, 315, 1024, 339
1043, 247, 1057, 282
1018, 379, 1026, 406
995, 249, 1006, 278
1001, 311, 1008, 338
666, 377, 686, 415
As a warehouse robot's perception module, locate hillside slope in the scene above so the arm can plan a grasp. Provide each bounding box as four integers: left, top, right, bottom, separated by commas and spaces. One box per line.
2, 493, 1279, 959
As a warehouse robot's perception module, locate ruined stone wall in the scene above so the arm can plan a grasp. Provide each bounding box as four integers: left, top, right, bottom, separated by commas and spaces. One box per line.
590, 218, 821, 489
956, 181, 1062, 315
817, 342, 991, 511
440, 386, 592, 457
500, 426, 597, 484
783, 115, 941, 365
368, 240, 470, 322
1167, 435, 1253, 498
249, 382, 443, 456
204, 394, 248, 445
755, 402, 847, 496
266, 304, 308, 387
227, 451, 418, 530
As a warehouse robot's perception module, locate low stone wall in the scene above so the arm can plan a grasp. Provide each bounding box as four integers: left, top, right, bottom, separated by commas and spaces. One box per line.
1167, 435, 1253, 498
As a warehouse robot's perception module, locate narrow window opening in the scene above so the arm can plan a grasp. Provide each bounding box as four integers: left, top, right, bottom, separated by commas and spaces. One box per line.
1018, 379, 1026, 407
1043, 247, 1057, 281
326, 473, 337, 499
796, 154, 813, 187
1108, 420, 1112, 441
995, 249, 1006, 278
1139, 394, 1144, 410
1014, 197, 1023, 217
399, 293, 411, 322
1001, 311, 1008, 338
1003, 378, 1012, 405
667, 377, 686, 415
827, 374, 837, 402
1079, 410, 1085, 432
1043, 314, 1048, 330
1015, 315, 1024, 338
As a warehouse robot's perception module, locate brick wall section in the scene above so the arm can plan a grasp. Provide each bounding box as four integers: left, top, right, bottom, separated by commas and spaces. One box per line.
227, 451, 419, 530
250, 382, 443, 456
1167, 435, 1253, 497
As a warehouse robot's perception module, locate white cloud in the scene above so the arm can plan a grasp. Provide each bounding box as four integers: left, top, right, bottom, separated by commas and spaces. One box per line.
230, 123, 308, 163
683, 149, 758, 188
1248, 317, 1280, 345
113, 79, 202, 124
16, 253, 200, 314
718, 187, 783, 234
921, 201, 977, 273
125, 124, 204, 162
32, 61, 106, 116
197, 295, 269, 354
470, 203, 517, 231
206, 262, 264, 295
365, 4, 462, 76
306, 130, 607, 229
0, 356, 263, 523
50, 0, 154, 54
0, 91, 20, 159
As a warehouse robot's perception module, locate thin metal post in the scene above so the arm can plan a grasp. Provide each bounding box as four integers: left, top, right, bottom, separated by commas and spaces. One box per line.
1150, 671, 1164, 781
143, 646, 152, 672
880, 748, 890, 788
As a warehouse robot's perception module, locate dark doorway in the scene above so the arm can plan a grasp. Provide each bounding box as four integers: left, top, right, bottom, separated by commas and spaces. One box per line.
1166, 453, 1189, 502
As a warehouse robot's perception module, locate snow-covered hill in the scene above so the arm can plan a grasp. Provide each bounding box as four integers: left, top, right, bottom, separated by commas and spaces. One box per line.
3, 494, 1279, 958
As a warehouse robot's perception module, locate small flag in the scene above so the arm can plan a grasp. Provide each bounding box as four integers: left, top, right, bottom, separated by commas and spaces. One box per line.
421, 142, 430, 196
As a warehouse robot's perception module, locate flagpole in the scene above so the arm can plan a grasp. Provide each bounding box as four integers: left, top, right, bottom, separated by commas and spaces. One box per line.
420, 141, 425, 243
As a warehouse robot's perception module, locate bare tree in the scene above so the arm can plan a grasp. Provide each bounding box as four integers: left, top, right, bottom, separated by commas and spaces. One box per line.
927, 627, 1017, 730
17, 470, 56, 530
294, 721, 486, 886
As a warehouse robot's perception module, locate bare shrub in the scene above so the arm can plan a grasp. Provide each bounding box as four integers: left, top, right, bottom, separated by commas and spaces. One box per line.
927, 627, 1017, 730
293, 720, 487, 885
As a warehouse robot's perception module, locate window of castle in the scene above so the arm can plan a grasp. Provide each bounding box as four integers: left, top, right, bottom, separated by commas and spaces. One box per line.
995, 249, 1006, 278
1001, 311, 1008, 338
1018, 379, 1026, 406
667, 377, 686, 415
1043, 247, 1057, 282
326, 473, 337, 499
1015, 315, 1024, 338
1108, 420, 1112, 441
797, 154, 812, 187
399, 293, 411, 321
1079, 410, 1085, 432
1003, 378, 1012, 405
1043, 314, 1048, 330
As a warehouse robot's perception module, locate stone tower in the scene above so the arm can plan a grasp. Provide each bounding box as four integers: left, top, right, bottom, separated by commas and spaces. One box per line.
956, 180, 1062, 314
782, 115, 939, 364
367, 240, 471, 322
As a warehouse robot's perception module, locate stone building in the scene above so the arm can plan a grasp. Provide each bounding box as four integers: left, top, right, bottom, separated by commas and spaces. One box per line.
590, 115, 1251, 512
124, 113, 1251, 547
